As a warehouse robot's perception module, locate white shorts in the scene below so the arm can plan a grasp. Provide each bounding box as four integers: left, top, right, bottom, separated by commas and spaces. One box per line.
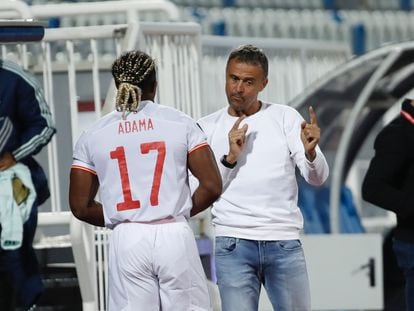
107, 217, 211, 311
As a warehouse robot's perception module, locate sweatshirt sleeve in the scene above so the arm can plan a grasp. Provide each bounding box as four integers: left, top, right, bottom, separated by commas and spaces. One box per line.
303, 147, 330, 186
11, 70, 56, 161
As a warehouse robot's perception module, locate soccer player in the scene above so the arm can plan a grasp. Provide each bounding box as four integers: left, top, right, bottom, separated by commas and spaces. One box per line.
69, 50, 221, 310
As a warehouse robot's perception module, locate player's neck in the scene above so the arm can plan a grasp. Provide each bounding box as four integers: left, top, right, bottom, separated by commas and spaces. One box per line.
141, 95, 154, 102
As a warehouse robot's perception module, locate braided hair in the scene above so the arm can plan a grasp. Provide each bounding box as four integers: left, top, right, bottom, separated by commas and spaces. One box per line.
111, 50, 156, 114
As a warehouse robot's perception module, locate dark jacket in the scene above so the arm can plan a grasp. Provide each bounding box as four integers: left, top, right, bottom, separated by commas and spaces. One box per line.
0, 59, 56, 204
362, 98, 414, 243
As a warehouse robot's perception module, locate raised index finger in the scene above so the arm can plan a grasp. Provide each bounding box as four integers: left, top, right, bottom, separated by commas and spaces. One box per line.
232, 115, 246, 130
308, 106, 318, 126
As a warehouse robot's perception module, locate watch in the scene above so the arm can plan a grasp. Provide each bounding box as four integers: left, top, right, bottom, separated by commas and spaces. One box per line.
220, 155, 237, 169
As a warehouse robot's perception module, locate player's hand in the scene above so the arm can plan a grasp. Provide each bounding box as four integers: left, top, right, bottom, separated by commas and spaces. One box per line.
0, 152, 17, 171
301, 106, 320, 162
227, 115, 248, 164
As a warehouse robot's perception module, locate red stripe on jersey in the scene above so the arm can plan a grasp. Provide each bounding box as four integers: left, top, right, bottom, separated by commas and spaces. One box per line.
402, 110, 414, 125
71, 165, 97, 175
188, 142, 209, 154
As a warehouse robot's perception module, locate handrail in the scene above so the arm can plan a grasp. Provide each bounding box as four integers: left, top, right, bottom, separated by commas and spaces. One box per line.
0, 0, 180, 21
0, 0, 32, 19
42, 24, 128, 41
38, 211, 71, 226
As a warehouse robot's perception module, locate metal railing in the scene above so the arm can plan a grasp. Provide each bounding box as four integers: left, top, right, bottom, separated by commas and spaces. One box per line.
0, 0, 180, 23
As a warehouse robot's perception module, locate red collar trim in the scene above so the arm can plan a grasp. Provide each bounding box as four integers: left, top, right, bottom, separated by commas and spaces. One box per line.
401, 110, 414, 125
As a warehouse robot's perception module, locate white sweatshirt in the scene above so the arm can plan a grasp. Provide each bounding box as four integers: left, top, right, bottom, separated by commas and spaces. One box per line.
198, 102, 329, 240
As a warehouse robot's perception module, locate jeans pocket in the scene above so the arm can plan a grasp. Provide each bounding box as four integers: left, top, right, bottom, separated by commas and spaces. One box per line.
278, 239, 302, 251
215, 236, 237, 256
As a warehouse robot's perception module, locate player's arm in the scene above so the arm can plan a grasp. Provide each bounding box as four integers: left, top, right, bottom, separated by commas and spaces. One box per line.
69, 167, 104, 226
188, 145, 222, 217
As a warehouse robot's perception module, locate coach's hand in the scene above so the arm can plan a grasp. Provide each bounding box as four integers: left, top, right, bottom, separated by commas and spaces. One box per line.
227, 115, 248, 164
301, 106, 320, 162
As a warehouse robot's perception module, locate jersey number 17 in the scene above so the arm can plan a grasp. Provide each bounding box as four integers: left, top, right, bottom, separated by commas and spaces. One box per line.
110, 141, 166, 211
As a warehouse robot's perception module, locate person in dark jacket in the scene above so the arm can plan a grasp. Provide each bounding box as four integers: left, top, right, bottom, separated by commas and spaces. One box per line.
0, 59, 56, 310
362, 98, 414, 311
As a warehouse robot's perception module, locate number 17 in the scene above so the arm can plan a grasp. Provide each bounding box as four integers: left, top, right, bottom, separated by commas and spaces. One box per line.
110, 141, 166, 211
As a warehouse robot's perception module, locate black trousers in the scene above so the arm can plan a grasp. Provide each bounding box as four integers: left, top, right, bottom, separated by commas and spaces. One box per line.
0, 202, 44, 310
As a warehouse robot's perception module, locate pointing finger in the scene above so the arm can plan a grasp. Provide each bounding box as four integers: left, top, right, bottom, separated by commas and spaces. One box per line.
309, 106, 318, 126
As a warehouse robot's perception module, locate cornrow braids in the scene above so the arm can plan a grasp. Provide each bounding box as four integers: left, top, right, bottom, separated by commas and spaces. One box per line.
111, 50, 156, 114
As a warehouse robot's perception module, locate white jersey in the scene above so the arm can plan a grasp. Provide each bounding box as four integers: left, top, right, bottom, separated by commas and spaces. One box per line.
72, 100, 208, 228
198, 102, 329, 241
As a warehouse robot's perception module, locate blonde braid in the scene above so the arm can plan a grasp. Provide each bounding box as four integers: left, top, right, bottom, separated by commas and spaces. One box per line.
115, 83, 142, 113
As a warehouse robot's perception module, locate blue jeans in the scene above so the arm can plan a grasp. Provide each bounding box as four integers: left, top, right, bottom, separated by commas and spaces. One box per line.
393, 238, 414, 311
215, 237, 310, 311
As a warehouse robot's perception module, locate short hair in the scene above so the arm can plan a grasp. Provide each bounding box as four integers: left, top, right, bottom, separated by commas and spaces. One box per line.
226, 44, 268, 78
111, 50, 156, 113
